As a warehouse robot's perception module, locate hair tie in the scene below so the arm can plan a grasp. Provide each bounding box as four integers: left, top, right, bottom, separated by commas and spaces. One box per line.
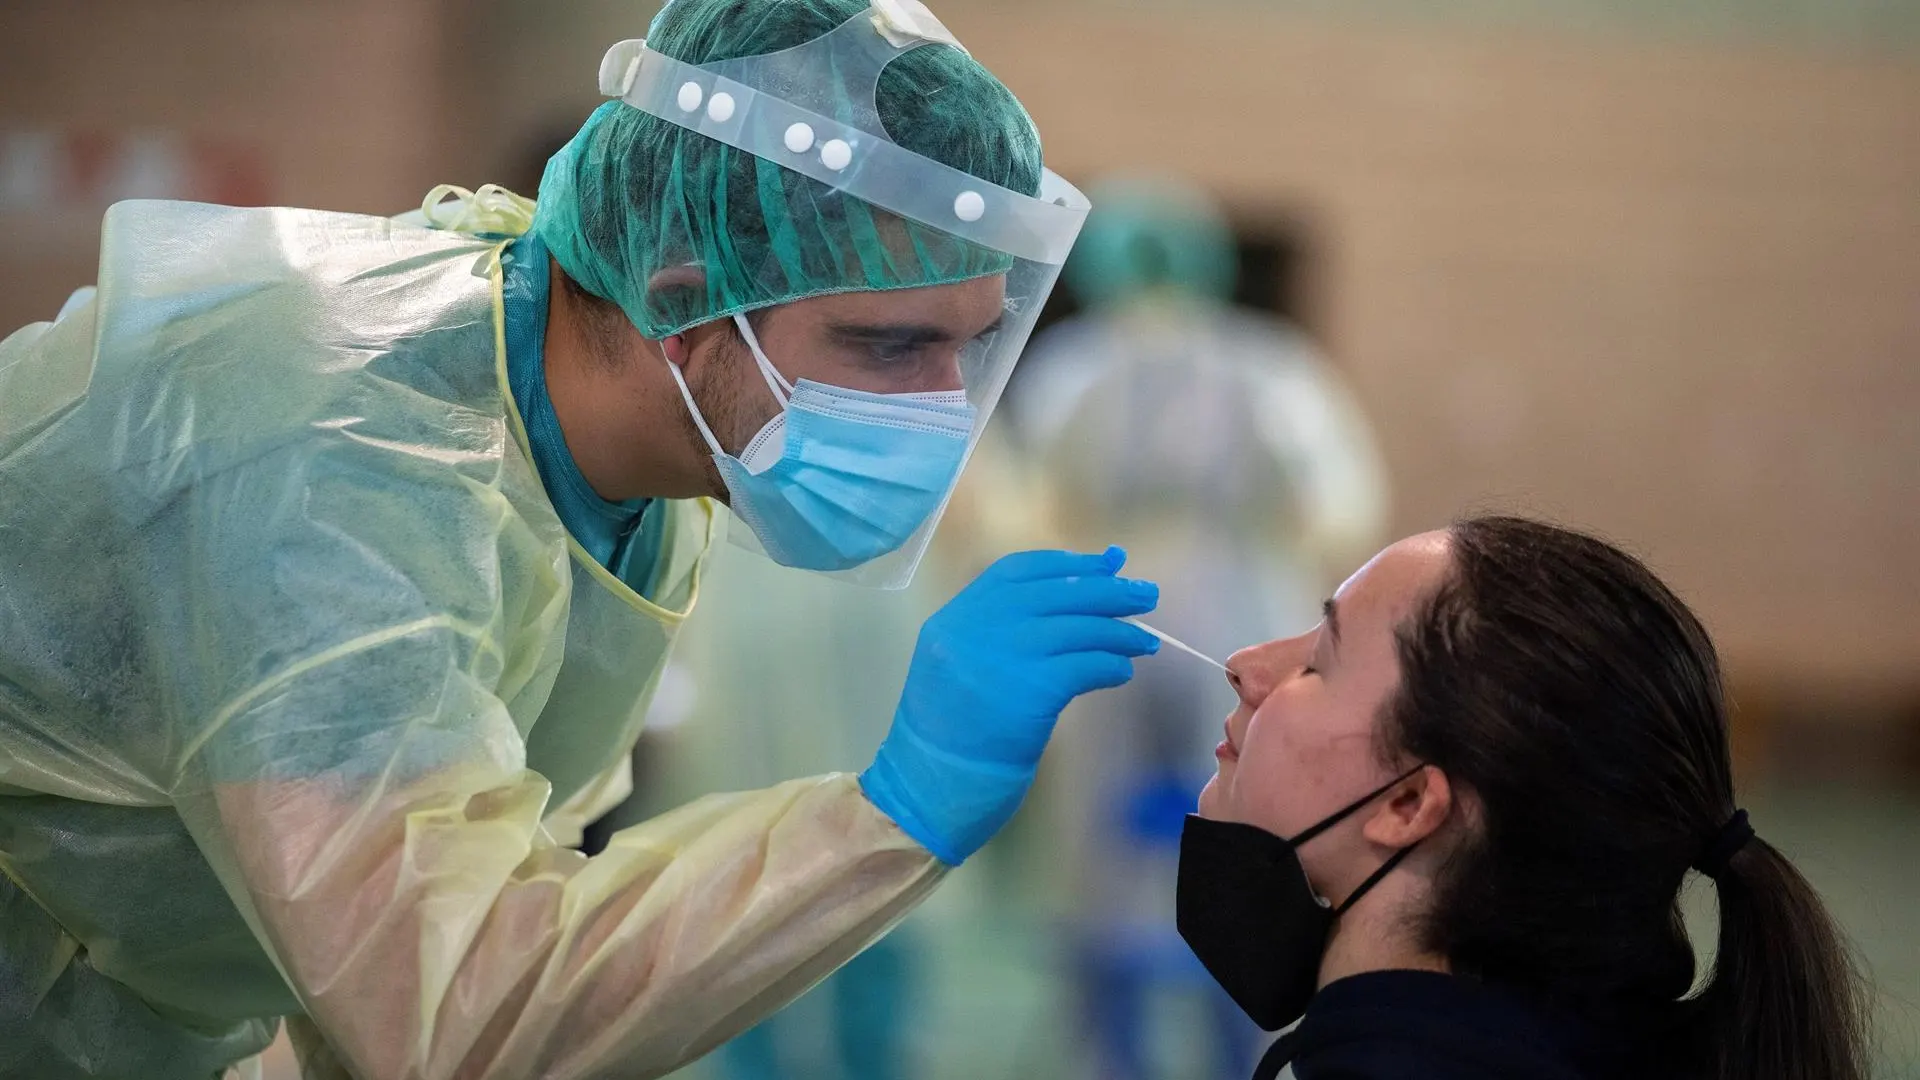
1691, 809, 1755, 879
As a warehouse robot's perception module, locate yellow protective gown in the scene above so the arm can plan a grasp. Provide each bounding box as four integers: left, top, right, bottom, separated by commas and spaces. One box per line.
0, 199, 944, 1080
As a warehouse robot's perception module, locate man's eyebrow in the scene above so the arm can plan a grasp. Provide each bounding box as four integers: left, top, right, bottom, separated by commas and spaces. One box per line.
1323, 597, 1342, 650
828, 323, 953, 347
827, 316, 1004, 348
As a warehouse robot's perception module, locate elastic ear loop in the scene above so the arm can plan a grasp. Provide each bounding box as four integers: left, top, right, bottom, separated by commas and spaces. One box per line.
661, 315, 797, 460
1334, 843, 1421, 916
732, 313, 794, 403
660, 351, 727, 459
1285, 765, 1427, 915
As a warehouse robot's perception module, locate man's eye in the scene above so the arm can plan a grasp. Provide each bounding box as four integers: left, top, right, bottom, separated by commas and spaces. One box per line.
869, 343, 918, 363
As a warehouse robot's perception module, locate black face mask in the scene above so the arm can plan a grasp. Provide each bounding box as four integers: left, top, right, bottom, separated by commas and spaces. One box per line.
1175, 768, 1423, 1031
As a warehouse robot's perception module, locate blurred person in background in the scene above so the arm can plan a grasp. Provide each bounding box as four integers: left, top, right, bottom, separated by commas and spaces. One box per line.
1184, 516, 1867, 1080
0, 2, 1164, 1078
1008, 176, 1389, 1080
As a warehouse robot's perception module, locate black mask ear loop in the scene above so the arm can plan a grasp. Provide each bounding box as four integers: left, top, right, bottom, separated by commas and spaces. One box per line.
1332, 841, 1421, 915
1286, 765, 1427, 913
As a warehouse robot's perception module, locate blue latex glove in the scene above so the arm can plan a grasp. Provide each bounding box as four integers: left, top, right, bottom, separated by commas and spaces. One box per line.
861, 547, 1161, 865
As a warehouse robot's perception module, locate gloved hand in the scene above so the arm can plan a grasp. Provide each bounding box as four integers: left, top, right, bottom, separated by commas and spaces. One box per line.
861, 547, 1161, 865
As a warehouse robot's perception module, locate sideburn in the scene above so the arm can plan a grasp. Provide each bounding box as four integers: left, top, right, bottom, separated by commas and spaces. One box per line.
685, 318, 775, 458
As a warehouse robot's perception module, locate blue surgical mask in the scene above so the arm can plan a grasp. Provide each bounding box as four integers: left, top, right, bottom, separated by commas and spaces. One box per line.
662, 314, 976, 572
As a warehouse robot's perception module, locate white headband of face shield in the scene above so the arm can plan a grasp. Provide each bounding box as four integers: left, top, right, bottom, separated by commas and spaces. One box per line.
595, 2, 1089, 266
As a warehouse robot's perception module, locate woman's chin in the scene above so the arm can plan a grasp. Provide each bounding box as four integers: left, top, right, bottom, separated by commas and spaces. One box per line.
1195, 774, 1225, 819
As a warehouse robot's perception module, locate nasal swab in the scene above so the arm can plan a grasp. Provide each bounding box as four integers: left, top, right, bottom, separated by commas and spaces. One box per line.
1126, 618, 1230, 673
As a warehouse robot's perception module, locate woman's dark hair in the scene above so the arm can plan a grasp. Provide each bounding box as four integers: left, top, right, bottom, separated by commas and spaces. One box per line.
1383, 515, 1867, 1080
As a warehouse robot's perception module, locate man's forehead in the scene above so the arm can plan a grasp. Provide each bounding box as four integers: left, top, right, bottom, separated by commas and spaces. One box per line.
791, 278, 1007, 323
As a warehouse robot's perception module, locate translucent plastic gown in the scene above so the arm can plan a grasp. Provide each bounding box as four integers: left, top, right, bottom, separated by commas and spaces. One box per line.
0, 200, 943, 1080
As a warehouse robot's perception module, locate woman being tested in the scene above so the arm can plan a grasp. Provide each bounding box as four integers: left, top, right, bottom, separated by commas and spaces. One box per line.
1179, 516, 1867, 1080
0, 0, 1164, 1077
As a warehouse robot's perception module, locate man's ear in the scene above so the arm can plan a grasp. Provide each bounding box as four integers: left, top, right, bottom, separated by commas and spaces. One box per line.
646, 264, 713, 372
1363, 765, 1453, 849
646, 263, 707, 317
667, 317, 749, 379
658, 333, 690, 369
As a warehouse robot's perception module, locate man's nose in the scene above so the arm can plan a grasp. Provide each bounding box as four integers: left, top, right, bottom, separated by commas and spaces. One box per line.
930, 352, 966, 394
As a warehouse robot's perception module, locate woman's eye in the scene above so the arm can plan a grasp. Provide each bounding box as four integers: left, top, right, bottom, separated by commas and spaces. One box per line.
1300, 665, 1319, 677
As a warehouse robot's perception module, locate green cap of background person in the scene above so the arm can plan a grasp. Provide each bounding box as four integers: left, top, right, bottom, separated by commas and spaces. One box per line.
1065, 176, 1238, 310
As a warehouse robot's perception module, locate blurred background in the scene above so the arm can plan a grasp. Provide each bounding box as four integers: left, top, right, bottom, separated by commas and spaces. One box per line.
4, 0, 1916, 1076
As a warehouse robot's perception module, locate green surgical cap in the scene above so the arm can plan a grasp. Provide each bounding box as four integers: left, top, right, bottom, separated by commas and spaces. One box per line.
1064, 177, 1237, 310
533, 0, 1045, 338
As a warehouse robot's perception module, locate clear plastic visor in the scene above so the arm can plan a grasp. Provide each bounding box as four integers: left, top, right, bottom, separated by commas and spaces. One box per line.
600, 7, 1089, 587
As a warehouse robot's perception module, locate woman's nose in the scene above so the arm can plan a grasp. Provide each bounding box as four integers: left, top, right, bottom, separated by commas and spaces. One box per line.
1224, 640, 1286, 709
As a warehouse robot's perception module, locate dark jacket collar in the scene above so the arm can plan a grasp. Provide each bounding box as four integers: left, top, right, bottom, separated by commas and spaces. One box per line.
1255, 970, 1634, 1080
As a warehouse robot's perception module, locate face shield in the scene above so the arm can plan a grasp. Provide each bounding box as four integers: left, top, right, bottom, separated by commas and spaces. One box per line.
596, 0, 1088, 588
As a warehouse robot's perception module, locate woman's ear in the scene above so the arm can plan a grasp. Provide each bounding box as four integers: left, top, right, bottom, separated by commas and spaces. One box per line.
1363, 765, 1453, 849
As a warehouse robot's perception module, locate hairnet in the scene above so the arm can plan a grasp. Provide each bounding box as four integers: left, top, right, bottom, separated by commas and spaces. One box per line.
532, 0, 1045, 338
1064, 176, 1238, 309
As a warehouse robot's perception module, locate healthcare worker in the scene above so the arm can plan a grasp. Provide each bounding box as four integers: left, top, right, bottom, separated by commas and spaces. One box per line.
1007, 177, 1388, 1080
0, 2, 1162, 1078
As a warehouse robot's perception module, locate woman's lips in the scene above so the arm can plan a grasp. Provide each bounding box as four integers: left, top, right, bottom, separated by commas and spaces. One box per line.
1216, 719, 1240, 761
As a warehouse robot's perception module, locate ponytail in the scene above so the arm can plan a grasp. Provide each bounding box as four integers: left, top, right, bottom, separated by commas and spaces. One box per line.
1692, 837, 1868, 1080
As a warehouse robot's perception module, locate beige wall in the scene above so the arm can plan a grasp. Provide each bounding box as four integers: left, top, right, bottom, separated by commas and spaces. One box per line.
944, 7, 1920, 698
4, 1, 1916, 704
0, 0, 453, 327
399, 1, 1920, 698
